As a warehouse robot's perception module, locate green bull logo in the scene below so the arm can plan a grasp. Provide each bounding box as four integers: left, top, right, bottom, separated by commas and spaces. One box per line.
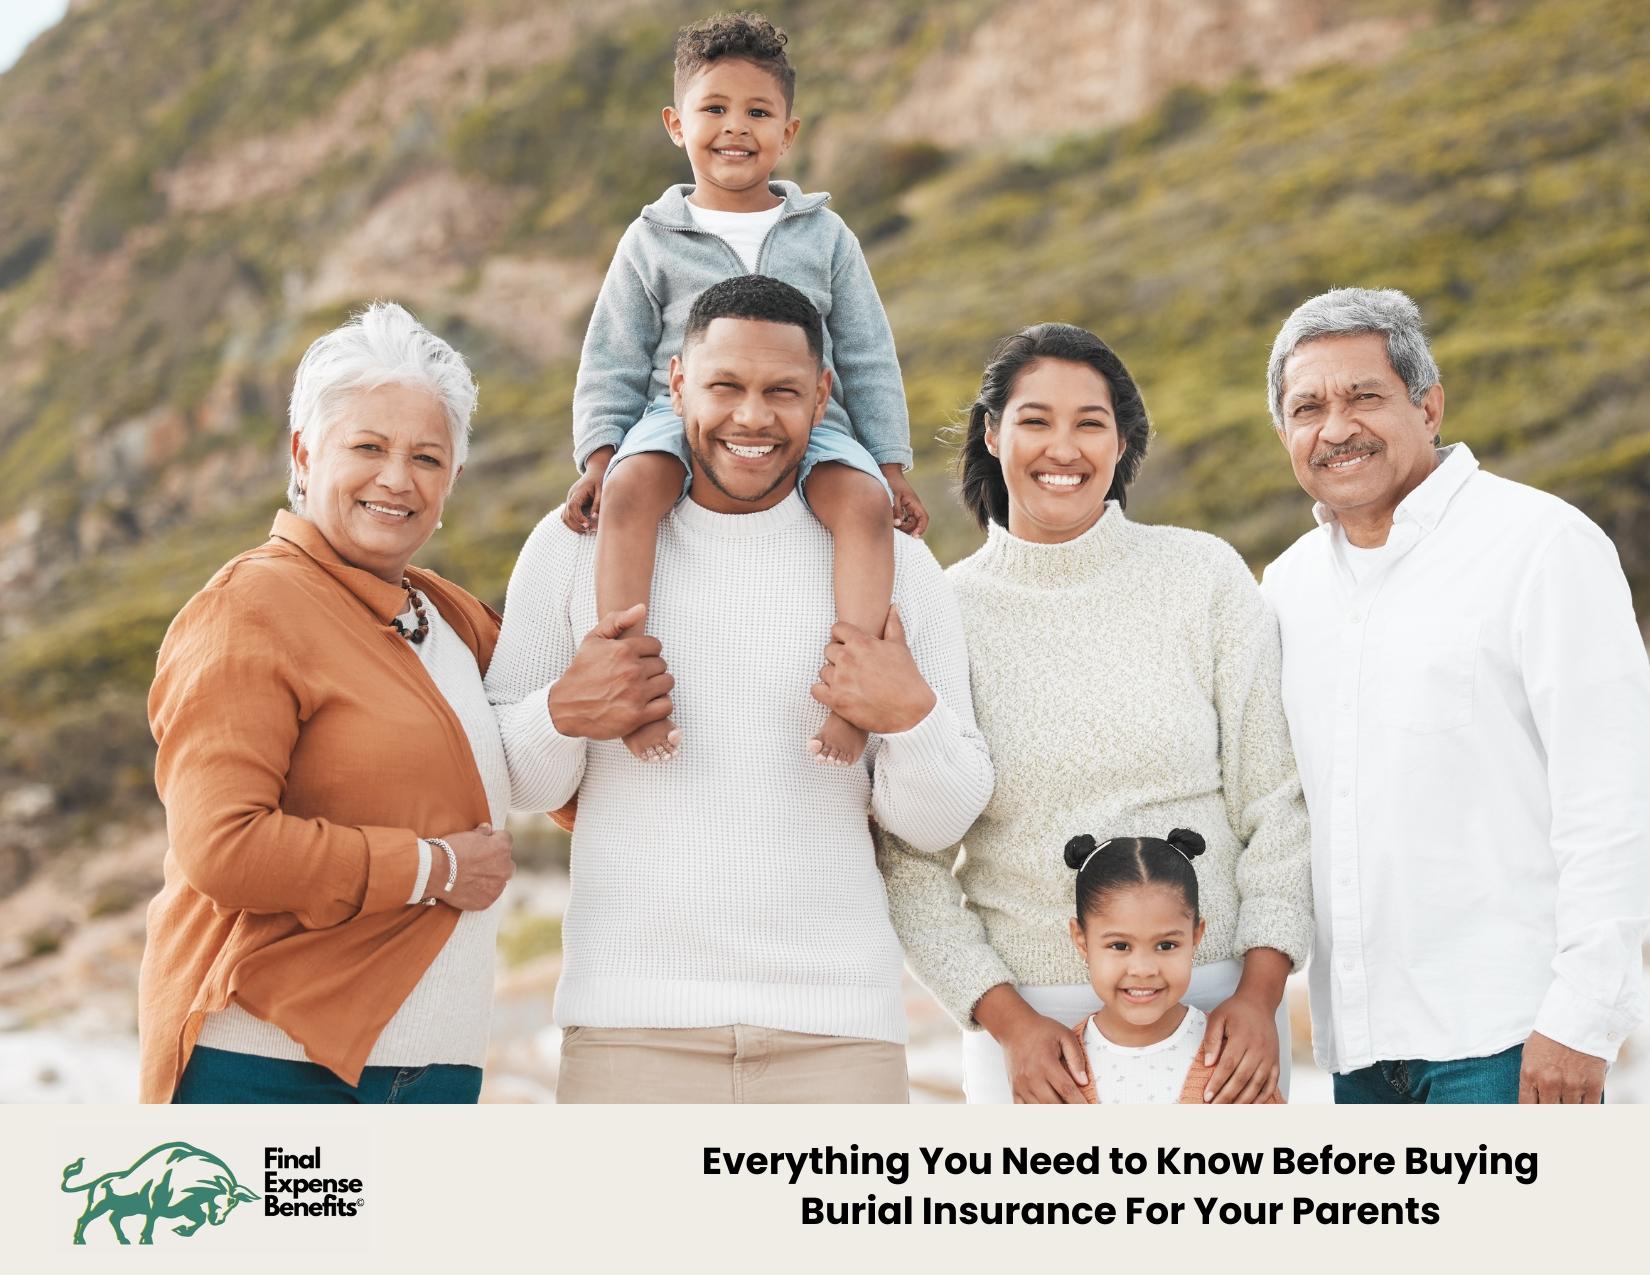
61, 1142, 259, 1245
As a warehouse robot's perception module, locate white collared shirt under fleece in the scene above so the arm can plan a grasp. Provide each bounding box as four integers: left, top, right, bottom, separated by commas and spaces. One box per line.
1261, 443, 1650, 1073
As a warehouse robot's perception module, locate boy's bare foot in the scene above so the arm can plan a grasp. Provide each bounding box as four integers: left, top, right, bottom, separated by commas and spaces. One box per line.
808, 712, 868, 767
623, 716, 681, 763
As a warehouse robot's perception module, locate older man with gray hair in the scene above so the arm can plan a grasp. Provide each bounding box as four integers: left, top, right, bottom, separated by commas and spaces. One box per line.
1259, 286, 1650, 1103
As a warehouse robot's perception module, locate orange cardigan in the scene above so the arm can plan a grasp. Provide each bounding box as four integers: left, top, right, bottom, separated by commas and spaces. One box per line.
1071, 1014, 1285, 1104
139, 511, 501, 1102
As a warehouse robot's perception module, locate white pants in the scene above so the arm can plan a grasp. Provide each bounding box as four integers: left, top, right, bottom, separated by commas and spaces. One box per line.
960, 958, 1292, 1104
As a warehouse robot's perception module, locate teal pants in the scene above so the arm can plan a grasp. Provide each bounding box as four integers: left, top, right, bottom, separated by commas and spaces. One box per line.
174, 1045, 482, 1104
1332, 1044, 1523, 1104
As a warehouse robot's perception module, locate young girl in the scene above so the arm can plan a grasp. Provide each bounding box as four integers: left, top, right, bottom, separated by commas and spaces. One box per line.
1064, 829, 1283, 1104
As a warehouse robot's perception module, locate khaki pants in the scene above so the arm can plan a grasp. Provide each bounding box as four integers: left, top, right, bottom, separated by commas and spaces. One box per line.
556, 1025, 909, 1103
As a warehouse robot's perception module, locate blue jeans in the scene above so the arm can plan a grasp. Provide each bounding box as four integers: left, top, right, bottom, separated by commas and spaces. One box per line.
174, 1045, 482, 1104
1333, 1044, 1522, 1104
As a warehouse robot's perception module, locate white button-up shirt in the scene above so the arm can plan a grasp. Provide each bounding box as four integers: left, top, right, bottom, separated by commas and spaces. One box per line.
1261, 444, 1650, 1072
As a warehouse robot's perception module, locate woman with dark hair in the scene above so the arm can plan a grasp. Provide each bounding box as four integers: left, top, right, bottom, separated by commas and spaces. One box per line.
879, 323, 1311, 1104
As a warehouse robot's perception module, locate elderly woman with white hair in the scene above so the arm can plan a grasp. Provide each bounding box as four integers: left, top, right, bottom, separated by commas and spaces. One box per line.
139, 301, 516, 1104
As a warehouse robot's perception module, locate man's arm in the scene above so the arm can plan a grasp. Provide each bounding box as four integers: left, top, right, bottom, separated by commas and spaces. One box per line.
1516, 519, 1650, 1079
816, 545, 993, 850
811, 545, 1000, 1023
486, 514, 592, 812
486, 513, 678, 812
863, 561, 1012, 1028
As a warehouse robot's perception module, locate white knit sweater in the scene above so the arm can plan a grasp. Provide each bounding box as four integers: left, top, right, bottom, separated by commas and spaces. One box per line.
879, 504, 1313, 1030
485, 491, 993, 1044
199, 590, 511, 1068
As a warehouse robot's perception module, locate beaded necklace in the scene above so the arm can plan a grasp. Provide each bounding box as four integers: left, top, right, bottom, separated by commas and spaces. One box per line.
390, 578, 430, 644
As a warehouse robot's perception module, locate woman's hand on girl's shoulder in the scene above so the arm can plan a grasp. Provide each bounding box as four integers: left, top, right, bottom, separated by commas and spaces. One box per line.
975, 984, 1089, 1104
1198, 992, 1281, 1104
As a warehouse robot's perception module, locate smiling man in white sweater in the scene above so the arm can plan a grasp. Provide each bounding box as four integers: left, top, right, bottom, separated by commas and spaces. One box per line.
485, 276, 993, 1102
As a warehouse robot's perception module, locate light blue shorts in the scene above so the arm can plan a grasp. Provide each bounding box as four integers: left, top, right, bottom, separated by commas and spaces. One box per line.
610, 396, 892, 508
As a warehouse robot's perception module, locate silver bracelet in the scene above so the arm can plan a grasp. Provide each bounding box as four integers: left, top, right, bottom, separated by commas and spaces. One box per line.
428, 837, 458, 895
418, 838, 438, 906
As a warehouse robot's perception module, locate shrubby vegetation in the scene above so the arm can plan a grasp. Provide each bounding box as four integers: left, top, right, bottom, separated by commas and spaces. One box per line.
0, 0, 1645, 843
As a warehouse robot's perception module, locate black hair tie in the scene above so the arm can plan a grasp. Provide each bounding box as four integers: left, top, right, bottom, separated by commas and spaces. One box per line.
1064, 833, 1101, 871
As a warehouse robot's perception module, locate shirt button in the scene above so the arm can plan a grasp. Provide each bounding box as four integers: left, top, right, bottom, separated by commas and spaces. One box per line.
1340, 960, 1354, 972
1348, 611, 1362, 624
1338, 785, 1349, 797
1337, 876, 1351, 888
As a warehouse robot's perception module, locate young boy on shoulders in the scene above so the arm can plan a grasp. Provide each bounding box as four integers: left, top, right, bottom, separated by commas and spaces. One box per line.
562, 11, 926, 767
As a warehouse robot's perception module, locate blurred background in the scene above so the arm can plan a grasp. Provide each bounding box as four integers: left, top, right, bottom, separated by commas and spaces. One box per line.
0, 0, 1646, 1102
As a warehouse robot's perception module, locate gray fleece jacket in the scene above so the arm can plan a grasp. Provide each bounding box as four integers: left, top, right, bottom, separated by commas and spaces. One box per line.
570, 181, 911, 471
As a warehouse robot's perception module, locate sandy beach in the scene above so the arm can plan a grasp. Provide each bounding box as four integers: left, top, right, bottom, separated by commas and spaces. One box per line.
4, 826, 1643, 1104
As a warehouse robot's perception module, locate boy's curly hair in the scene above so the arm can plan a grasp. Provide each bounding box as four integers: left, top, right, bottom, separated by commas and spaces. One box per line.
674, 11, 796, 112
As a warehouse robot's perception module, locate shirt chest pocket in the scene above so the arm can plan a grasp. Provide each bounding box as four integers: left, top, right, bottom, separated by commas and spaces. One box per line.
1370, 616, 1480, 734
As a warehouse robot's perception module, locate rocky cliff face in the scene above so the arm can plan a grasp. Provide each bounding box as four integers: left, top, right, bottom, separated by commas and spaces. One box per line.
0, 0, 1433, 635
1, 0, 1647, 866
884, 0, 1428, 146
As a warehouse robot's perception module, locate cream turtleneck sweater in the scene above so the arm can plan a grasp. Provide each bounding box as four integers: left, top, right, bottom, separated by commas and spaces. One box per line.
878, 503, 1313, 1029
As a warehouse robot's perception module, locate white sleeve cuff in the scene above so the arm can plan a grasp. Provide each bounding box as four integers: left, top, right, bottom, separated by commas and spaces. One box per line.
1533, 978, 1640, 1063
407, 838, 432, 905
876, 698, 956, 767
872, 699, 994, 854
497, 681, 588, 812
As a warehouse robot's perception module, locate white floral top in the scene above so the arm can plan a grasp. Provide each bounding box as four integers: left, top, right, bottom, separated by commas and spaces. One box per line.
1084, 1006, 1207, 1104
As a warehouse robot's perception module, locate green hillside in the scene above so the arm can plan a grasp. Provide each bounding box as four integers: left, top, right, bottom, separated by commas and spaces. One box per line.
0, 0, 1646, 848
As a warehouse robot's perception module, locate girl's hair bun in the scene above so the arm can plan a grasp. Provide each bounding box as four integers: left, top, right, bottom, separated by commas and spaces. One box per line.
1064, 833, 1098, 870
1165, 828, 1206, 860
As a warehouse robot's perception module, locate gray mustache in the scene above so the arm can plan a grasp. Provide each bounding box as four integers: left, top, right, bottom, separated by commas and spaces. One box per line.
1312, 442, 1383, 466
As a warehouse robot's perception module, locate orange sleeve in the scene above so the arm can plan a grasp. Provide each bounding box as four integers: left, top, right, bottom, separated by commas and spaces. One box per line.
148, 574, 420, 928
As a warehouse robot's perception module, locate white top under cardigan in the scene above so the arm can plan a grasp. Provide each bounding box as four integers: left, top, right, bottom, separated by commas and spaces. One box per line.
1261, 443, 1650, 1071
484, 492, 994, 1044
879, 503, 1314, 1029
198, 591, 511, 1069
